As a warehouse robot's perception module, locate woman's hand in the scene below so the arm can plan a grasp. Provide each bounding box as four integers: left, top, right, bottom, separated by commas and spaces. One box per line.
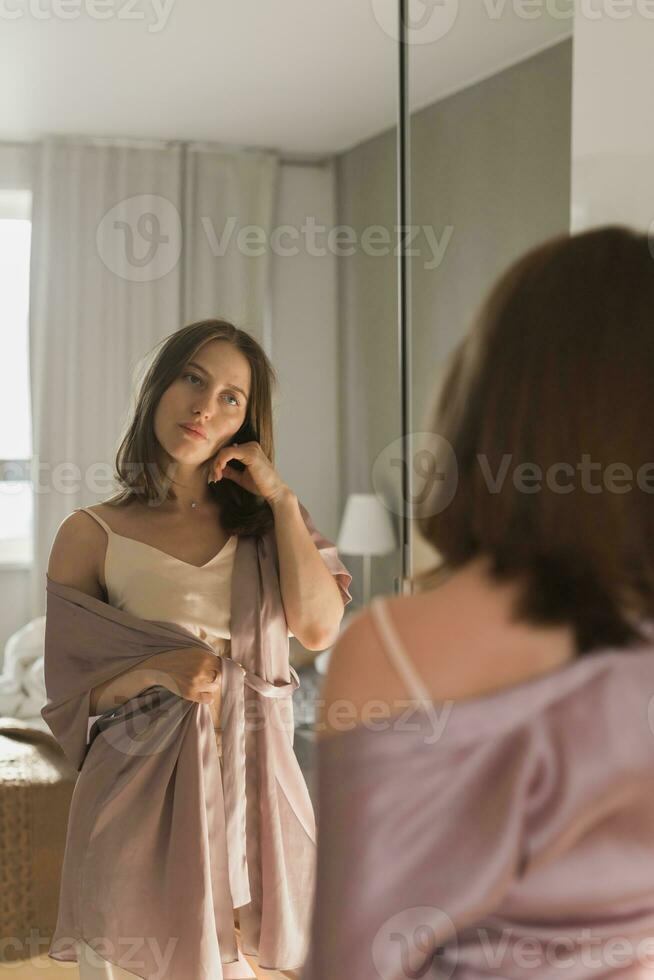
142, 648, 222, 705
208, 440, 289, 505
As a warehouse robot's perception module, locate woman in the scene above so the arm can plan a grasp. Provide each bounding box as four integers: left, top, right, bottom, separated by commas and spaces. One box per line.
44, 319, 352, 979
303, 226, 654, 979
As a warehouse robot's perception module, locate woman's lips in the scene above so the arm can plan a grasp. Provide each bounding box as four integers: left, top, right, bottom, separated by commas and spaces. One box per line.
179, 424, 206, 440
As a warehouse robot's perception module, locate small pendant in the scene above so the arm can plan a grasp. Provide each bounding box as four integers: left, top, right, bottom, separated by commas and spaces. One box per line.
191, 501, 197, 509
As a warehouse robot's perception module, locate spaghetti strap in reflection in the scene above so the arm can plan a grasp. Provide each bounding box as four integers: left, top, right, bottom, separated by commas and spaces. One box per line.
369, 595, 434, 705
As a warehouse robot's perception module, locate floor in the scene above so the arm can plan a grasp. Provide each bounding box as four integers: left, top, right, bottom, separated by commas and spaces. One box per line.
0, 941, 300, 979
1, 962, 298, 979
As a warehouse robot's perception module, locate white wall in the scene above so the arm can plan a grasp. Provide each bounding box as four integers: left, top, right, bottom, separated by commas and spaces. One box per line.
570, 9, 654, 232
270, 160, 342, 543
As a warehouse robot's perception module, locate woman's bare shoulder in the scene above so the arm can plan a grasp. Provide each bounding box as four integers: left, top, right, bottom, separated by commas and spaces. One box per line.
47, 508, 106, 599
317, 597, 426, 740
318, 582, 576, 741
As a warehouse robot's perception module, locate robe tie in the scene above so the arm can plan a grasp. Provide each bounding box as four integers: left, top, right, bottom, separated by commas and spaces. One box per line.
214, 656, 300, 908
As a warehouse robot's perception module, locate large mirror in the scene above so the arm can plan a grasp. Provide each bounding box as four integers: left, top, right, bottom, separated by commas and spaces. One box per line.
0, 3, 403, 975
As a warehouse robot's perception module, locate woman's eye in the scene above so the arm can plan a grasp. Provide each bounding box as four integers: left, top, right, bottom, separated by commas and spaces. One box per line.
184, 374, 237, 406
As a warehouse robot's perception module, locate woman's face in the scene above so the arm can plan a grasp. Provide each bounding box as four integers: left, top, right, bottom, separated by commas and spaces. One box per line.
153, 338, 252, 467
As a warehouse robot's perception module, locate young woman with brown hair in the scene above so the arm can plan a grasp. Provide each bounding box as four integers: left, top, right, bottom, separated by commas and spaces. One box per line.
44, 319, 352, 979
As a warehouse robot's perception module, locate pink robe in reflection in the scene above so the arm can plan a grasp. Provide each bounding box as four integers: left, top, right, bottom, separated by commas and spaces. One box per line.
302, 607, 654, 980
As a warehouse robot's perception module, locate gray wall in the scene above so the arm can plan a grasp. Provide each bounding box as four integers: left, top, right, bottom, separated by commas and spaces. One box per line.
336, 39, 572, 593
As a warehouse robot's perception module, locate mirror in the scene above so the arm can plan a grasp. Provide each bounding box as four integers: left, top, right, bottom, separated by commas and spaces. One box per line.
0, 3, 404, 975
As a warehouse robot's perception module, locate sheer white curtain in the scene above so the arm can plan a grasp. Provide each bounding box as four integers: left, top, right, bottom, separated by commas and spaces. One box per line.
28, 136, 279, 618
183, 143, 278, 340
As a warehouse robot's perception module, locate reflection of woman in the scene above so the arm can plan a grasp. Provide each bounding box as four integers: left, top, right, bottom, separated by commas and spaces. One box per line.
46, 319, 352, 979
304, 227, 654, 979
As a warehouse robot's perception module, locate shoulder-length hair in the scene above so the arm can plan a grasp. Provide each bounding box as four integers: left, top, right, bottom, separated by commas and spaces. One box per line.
107, 318, 277, 537
412, 225, 654, 656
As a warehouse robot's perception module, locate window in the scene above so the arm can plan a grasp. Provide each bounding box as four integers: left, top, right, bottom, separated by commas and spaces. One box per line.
0, 189, 33, 565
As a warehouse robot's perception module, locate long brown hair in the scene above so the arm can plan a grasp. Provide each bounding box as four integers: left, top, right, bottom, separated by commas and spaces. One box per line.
107, 318, 277, 537
413, 225, 654, 656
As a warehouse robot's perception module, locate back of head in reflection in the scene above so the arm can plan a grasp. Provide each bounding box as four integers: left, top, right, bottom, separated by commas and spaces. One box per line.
414, 223, 654, 655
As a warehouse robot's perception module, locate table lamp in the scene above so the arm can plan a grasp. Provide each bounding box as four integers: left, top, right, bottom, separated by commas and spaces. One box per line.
337, 493, 397, 607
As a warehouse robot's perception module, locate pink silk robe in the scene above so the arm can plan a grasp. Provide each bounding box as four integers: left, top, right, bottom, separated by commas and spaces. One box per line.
301, 617, 654, 980
41, 500, 353, 979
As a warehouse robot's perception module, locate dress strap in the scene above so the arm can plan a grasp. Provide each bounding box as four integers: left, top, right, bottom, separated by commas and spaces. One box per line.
75, 506, 113, 536
369, 595, 434, 704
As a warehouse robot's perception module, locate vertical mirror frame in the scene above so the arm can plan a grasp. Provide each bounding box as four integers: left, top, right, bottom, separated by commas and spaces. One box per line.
396, 0, 414, 595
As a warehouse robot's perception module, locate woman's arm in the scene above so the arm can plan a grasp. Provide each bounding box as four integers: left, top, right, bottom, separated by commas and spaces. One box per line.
88, 664, 160, 715
210, 442, 350, 649
90, 647, 222, 715
47, 511, 161, 717
270, 489, 345, 651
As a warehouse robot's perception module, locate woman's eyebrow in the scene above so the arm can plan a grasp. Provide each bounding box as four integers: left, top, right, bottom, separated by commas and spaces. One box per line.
186, 361, 249, 401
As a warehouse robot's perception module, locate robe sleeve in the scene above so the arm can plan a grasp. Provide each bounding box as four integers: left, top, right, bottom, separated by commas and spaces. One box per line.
42, 662, 161, 773
42, 682, 98, 773
41, 577, 195, 772
296, 498, 353, 608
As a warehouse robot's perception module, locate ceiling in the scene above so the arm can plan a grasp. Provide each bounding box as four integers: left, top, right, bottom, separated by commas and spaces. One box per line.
1, 0, 571, 155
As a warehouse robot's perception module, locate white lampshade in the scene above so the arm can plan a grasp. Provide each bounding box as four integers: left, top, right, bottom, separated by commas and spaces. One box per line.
337, 493, 396, 556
